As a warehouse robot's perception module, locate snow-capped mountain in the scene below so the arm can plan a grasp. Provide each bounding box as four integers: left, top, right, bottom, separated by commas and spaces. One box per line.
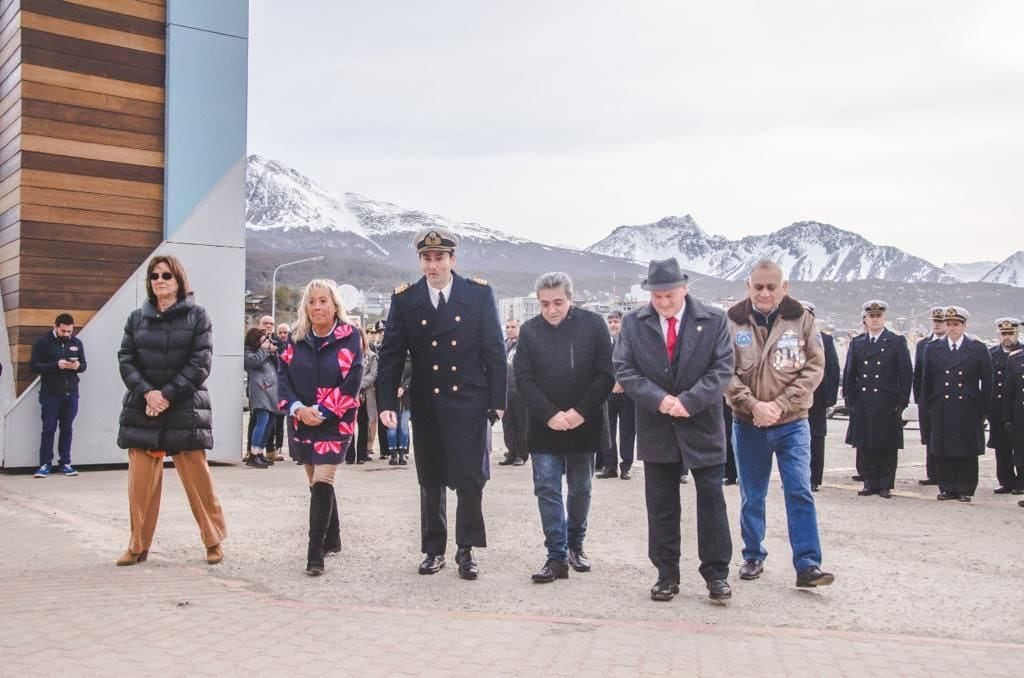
586, 216, 957, 284
980, 251, 1024, 287
245, 155, 644, 291
942, 261, 999, 283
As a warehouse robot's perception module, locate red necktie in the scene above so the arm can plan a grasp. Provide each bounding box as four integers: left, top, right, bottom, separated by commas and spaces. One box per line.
666, 316, 677, 361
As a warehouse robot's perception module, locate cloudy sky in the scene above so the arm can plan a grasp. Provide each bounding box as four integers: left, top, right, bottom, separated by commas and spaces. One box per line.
248, 1, 1024, 265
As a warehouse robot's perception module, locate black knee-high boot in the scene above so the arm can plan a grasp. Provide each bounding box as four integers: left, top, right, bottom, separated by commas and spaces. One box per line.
323, 491, 341, 555
306, 482, 334, 576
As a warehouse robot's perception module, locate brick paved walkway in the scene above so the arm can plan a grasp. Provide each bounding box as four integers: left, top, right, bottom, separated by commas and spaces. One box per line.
2, 469, 1020, 678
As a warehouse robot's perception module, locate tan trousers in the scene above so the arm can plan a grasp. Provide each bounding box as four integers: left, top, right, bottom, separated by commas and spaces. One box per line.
127, 449, 227, 553
303, 463, 338, 486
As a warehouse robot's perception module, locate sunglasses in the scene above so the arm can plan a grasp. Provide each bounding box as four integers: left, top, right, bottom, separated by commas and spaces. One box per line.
150, 272, 174, 281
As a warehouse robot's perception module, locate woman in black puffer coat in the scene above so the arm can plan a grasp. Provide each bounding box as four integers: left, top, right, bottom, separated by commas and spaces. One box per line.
115, 255, 226, 568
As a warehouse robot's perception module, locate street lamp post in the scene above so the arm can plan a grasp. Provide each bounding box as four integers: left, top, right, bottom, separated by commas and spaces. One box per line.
270, 255, 325, 321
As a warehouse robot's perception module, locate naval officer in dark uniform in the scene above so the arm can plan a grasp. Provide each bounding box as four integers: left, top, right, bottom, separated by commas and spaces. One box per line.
800, 301, 840, 492
376, 228, 507, 579
1001, 331, 1024, 507
919, 306, 993, 502
842, 300, 913, 498
989, 317, 1022, 494
912, 306, 948, 485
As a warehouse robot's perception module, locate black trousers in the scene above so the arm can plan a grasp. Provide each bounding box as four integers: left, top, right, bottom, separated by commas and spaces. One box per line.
855, 447, 864, 477
502, 392, 529, 461
810, 435, 825, 486
934, 456, 979, 496
644, 462, 731, 583
420, 484, 486, 554
859, 447, 898, 491
723, 405, 736, 482
994, 447, 1021, 489
605, 393, 636, 472
352, 399, 371, 461
925, 447, 935, 481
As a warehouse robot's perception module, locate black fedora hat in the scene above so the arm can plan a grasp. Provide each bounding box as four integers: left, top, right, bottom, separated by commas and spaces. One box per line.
641, 258, 689, 291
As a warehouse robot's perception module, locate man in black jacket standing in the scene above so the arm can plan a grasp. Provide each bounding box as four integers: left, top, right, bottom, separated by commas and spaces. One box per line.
30, 313, 87, 477
913, 306, 947, 485
801, 302, 840, 492
614, 258, 735, 604
920, 306, 993, 502
842, 301, 913, 499
599, 310, 636, 480
989, 317, 1022, 493
499, 318, 529, 466
377, 228, 507, 580
514, 273, 614, 583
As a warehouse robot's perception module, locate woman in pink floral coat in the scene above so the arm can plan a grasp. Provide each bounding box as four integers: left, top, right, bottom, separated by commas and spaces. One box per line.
277, 279, 363, 576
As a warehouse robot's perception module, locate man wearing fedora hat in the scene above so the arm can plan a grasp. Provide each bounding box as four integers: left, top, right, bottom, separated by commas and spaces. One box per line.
912, 306, 949, 486
988, 317, 1022, 494
613, 257, 734, 603
918, 306, 993, 501
376, 227, 507, 579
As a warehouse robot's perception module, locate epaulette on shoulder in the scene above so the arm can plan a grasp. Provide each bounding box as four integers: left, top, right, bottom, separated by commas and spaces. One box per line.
468, 276, 488, 286
1011, 349, 1023, 357
394, 282, 411, 295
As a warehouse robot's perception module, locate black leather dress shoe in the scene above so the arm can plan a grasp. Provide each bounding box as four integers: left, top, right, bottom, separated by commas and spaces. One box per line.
957, 495, 972, 503
707, 579, 732, 603
498, 456, 515, 465
568, 547, 591, 572
877, 489, 892, 499
851, 474, 864, 482
455, 547, 478, 580
918, 478, 938, 485
857, 487, 876, 496
739, 559, 763, 580
936, 491, 959, 501
994, 486, 1013, 494
596, 468, 618, 479
1018, 500, 1024, 508
531, 559, 569, 583
650, 579, 680, 601
796, 566, 835, 588
418, 554, 445, 575
619, 469, 631, 480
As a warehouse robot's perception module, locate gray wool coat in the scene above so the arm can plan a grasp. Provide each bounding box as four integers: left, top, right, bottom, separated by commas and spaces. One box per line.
244, 347, 279, 412
612, 296, 735, 469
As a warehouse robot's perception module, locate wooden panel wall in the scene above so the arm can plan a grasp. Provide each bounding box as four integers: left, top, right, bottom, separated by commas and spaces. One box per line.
0, 0, 165, 393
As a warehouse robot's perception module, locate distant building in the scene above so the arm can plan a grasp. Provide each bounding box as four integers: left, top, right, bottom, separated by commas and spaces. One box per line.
500, 296, 541, 322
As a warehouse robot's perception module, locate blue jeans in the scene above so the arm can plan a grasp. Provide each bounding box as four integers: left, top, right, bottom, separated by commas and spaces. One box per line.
532, 452, 595, 562
386, 408, 411, 449
251, 409, 273, 449
39, 393, 79, 467
734, 419, 822, 572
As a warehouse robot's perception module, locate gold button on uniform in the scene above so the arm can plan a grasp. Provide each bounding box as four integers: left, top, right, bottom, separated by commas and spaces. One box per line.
451, 366, 457, 372
433, 365, 439, 371
433, 387, 440, 394
421, 319, 428, 326
431, 340, 438, 347
455, 315, 461, 322
452, 385, 459, 392
451, 340, 457, 346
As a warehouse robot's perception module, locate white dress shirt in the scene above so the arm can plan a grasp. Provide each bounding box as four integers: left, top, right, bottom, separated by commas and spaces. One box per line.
659, 303, 686, 344
947, 337, 963, 351
868, 331, 882, 343
428, 277, 454, 309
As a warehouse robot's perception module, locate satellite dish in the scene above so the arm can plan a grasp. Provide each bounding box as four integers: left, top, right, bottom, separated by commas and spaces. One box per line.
337, 284, 364, 311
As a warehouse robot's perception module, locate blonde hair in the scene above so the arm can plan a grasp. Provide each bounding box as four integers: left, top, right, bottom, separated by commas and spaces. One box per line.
291, 279, 349, 341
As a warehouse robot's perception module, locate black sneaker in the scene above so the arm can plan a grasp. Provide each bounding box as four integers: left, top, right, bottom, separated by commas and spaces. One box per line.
568, 547, 591, 572
796, 566, 835, 588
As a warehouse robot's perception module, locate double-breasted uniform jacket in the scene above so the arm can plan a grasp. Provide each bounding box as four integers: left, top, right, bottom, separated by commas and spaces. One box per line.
913, 333, 944, 445
987, 342, 1021, 449
613, 296, 734, 470
843, 328, 913, 450
1002, 348, 1024, 452
809, 331, 840, 438
919, 336, 993, 457
376, 272, 507, 490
